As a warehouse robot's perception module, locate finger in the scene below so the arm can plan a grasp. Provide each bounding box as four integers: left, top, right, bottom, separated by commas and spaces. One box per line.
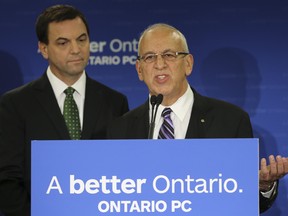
269, 155, 277, 178
260, 157, 269, 180
276, 155, 284, 175
283, 157, 288, 173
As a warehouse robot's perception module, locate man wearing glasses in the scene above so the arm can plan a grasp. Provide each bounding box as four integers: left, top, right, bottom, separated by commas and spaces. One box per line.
107, 23, 288, 213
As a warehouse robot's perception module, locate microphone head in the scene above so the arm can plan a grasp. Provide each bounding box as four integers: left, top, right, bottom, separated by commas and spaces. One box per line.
150, 95, 157, 105
156, 94, 163, 105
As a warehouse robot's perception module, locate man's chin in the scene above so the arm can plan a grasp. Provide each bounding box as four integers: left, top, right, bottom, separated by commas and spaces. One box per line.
68, 65, 85, 74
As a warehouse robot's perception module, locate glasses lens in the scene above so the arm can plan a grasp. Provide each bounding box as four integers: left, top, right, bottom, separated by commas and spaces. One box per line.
144, 54, 156, 63
141, 52, 188, 63
162, 52, 177, 61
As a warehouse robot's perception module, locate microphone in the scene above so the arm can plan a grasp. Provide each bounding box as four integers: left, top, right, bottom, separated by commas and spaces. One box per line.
148, 94, 163, 139
148, 95, 157, 139
150, 95, 157, 124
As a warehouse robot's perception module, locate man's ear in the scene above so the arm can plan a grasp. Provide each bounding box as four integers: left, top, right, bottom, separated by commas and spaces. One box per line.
185, 54, 194, 76
38, 42, 49, 59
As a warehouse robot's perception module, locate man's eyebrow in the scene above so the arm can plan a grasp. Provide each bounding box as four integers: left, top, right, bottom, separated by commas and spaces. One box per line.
55, 33, 88, 42
141, 49, 173, 55
56, 37, 69, 41
77, 33, 88, 39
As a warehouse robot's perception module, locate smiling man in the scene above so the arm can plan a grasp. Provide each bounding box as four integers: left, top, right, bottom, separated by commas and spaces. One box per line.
0, 5, 129, 216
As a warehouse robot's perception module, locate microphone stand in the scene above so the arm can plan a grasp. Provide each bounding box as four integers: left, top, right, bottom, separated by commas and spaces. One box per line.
148, 95, 156, 139
148, 94, 163, 139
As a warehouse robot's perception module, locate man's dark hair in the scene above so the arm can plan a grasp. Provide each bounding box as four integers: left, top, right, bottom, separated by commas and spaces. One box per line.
35, 5, 90, 44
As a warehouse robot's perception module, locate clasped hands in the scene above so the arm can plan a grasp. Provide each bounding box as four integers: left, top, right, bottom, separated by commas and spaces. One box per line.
259, 155, 288, 192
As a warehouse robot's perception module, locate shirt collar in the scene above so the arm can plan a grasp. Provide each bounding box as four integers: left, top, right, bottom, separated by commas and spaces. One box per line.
153, 86, 194, 123
171, 86, 193, 121
46, 66, 86, 98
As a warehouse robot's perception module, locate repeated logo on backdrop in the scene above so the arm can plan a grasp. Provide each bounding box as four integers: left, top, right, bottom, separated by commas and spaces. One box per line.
88, 39, 138, 66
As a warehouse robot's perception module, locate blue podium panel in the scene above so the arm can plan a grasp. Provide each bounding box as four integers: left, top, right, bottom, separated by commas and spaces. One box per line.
31, 139, 259, 215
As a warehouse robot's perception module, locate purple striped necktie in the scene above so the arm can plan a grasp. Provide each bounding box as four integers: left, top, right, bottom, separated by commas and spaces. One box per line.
158, 108, 174, 139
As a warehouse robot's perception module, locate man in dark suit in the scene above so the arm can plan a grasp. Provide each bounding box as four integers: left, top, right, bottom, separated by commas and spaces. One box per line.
107, 23, 288, 213
0, 5, 129, 216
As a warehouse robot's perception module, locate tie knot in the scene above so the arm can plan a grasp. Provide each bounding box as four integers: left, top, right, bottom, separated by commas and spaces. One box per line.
162, 108, 172, 118
64, 87, 75, 95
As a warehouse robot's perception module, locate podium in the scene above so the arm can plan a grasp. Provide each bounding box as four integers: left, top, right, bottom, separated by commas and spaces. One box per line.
31, 139, 259, 215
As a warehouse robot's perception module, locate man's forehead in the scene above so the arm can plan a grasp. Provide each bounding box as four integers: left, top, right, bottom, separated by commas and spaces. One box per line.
141, 32, 182, 51
47, 19, 87, 39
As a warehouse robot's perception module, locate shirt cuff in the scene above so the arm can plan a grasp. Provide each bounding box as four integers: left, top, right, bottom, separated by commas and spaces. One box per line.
261, 181, 277, 198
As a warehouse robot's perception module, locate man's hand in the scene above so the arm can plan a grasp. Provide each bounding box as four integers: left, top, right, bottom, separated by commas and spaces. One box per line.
259, 155, 288, 192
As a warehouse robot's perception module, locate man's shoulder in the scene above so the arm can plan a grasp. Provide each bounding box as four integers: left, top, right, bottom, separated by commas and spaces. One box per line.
194, 90, 248, 115
108, 102, 147, 128
118, 102, 147, 119
107, 102, 148, 139
0, 75, 45, 100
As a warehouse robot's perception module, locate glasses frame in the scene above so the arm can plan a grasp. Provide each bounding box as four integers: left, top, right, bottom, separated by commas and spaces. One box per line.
137, 51, 189, 63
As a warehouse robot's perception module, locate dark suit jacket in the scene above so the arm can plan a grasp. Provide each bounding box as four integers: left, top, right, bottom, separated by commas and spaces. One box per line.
0, 73, 129, 216
107, 88, 277, 213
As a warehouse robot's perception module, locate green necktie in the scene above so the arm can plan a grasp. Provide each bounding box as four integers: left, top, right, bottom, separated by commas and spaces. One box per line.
63, 87, 81, 140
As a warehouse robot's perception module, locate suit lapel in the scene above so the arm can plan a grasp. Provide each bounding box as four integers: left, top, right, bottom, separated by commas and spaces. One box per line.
81, 77, 104, 139
33, 73, 70, 139
186, 89, 211, 138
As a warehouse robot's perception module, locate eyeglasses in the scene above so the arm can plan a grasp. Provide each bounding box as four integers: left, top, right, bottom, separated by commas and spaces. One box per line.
137, 51, 189, 63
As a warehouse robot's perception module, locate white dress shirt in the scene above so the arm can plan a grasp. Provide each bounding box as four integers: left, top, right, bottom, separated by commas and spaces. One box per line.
151, 86, 193, 139
46, 67, 86, 129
